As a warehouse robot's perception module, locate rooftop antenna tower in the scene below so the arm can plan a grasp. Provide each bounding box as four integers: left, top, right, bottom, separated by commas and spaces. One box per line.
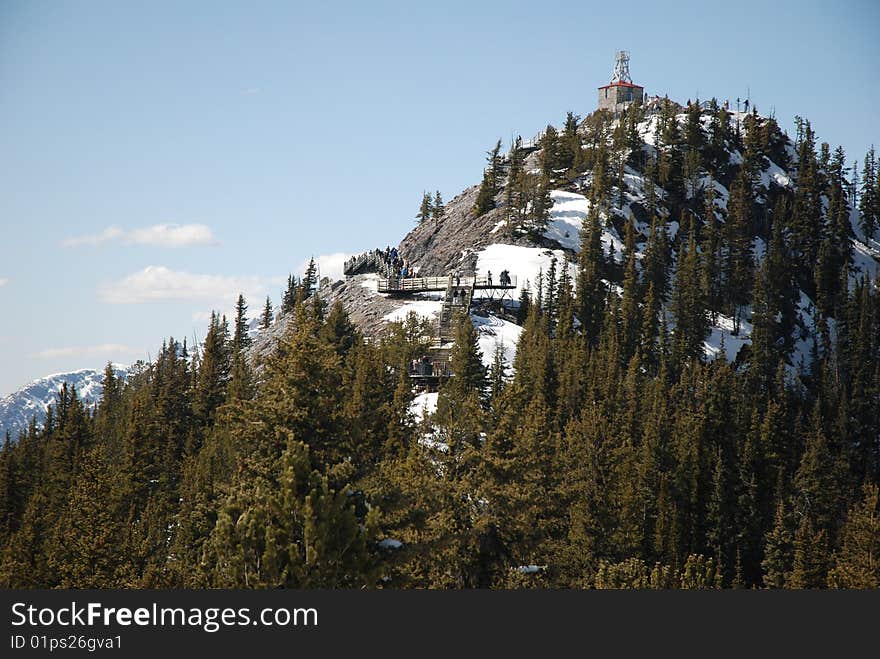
611, 50, 632, 83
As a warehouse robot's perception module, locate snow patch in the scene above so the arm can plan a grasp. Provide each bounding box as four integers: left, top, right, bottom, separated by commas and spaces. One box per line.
383, 299, 443, 323
410, 391, 438, 424
544, 190, 626, 259
475, 244, 575, 298
360, 273, 379, 294
471, 314, 523, 371
851, 238, 880, 280
517, 565, 546, 574
759, 160, 792, 189
703, 313, 752, 362
545, 190, 589, 251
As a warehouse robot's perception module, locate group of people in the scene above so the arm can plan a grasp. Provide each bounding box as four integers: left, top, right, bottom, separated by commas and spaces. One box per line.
484, 269, 512, 287
379, 246, 412, 279
348, 247, 515, 288
410, 355, 434, 377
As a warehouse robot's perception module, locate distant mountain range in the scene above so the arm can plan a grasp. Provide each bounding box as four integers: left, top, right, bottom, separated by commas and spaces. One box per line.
0, 365, 128, 441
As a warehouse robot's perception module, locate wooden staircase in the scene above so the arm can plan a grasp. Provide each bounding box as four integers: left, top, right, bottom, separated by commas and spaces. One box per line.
343, 251, 395, 278
437, 277, 474, 345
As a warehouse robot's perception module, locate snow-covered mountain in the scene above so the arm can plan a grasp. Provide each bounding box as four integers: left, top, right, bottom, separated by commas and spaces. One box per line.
0, 365, 128, 442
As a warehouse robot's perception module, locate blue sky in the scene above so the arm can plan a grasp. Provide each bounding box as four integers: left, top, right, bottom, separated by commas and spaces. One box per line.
1, 0, 878, 395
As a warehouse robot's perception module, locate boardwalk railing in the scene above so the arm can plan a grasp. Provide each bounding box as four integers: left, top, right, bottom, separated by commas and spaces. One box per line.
472, 275, 517, 289
378, 276, 452, 293
378, 275, 516, 294
344, 251, 396, 277
519, 130, 545, 151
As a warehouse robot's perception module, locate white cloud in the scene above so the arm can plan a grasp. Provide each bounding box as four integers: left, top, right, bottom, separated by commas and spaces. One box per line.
62, 224, 218, 248
297, 252, 353, 284
61, 226, 125, 247
36, 343, 137, 359
100, 266, 266, 305
0, 277, 8, 288
125, 224, 219, 248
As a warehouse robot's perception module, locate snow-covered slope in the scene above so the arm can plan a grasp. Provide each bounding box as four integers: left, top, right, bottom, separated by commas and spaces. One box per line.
0, 365, 128, 442
472, 312, 523, 370
255, 102, 880, 379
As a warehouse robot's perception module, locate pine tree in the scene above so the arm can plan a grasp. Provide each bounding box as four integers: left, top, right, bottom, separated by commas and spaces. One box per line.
232, 294, 252, 353
748, 255, 777, 392
671, 215, 709, 367
590, 141, 613, 212
657, 100, 684, 209
504, 138, 525, 226
762, 496, 794, 588
538, 125, 561, 179
433, 190, 445, 222
576, 206, 606, 345
725, 168, 754, 333
0, 433, 16, 539
303, 258, 318, 297
416, 191, 433, 223
788, 516, 829, 588
705, 446, 734, 577
789, 119, 822, 289
257, 302, 346, 467
487, 343, 507, 420
384, 357, 414, 457
281, 275, 299, 314
192, 312, 231, 428
700, 181, 723, 321
206, 438, 377, 588
260, 295, 273, 330
95, 361, 123, 440
500, 394, 561, 582
561, 406, 619, 581
815, 146, 853, 317
49, 444, 123, 587
559, 111, 581, 175
827, 484, 880, 588
474, 140, 503, 216
858, 147, 877, 239
641, 215, 670, 304
0, 490, 55, 587
619, 215, 642, 363
320, 299, 359, 358
516, 284, 532, 325
707, 99, 731, 170
637, 282, 661, 373
526, 174, 553, 238
765, 200, 798, 349
434, 312, 486, 471
543, 256, 558, 323
679, 554, 723, 589
793, 407, 842, 536
682, 101, 704, 198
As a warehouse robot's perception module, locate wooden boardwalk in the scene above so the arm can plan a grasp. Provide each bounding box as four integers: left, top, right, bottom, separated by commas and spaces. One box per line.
377, 274, 516, 295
